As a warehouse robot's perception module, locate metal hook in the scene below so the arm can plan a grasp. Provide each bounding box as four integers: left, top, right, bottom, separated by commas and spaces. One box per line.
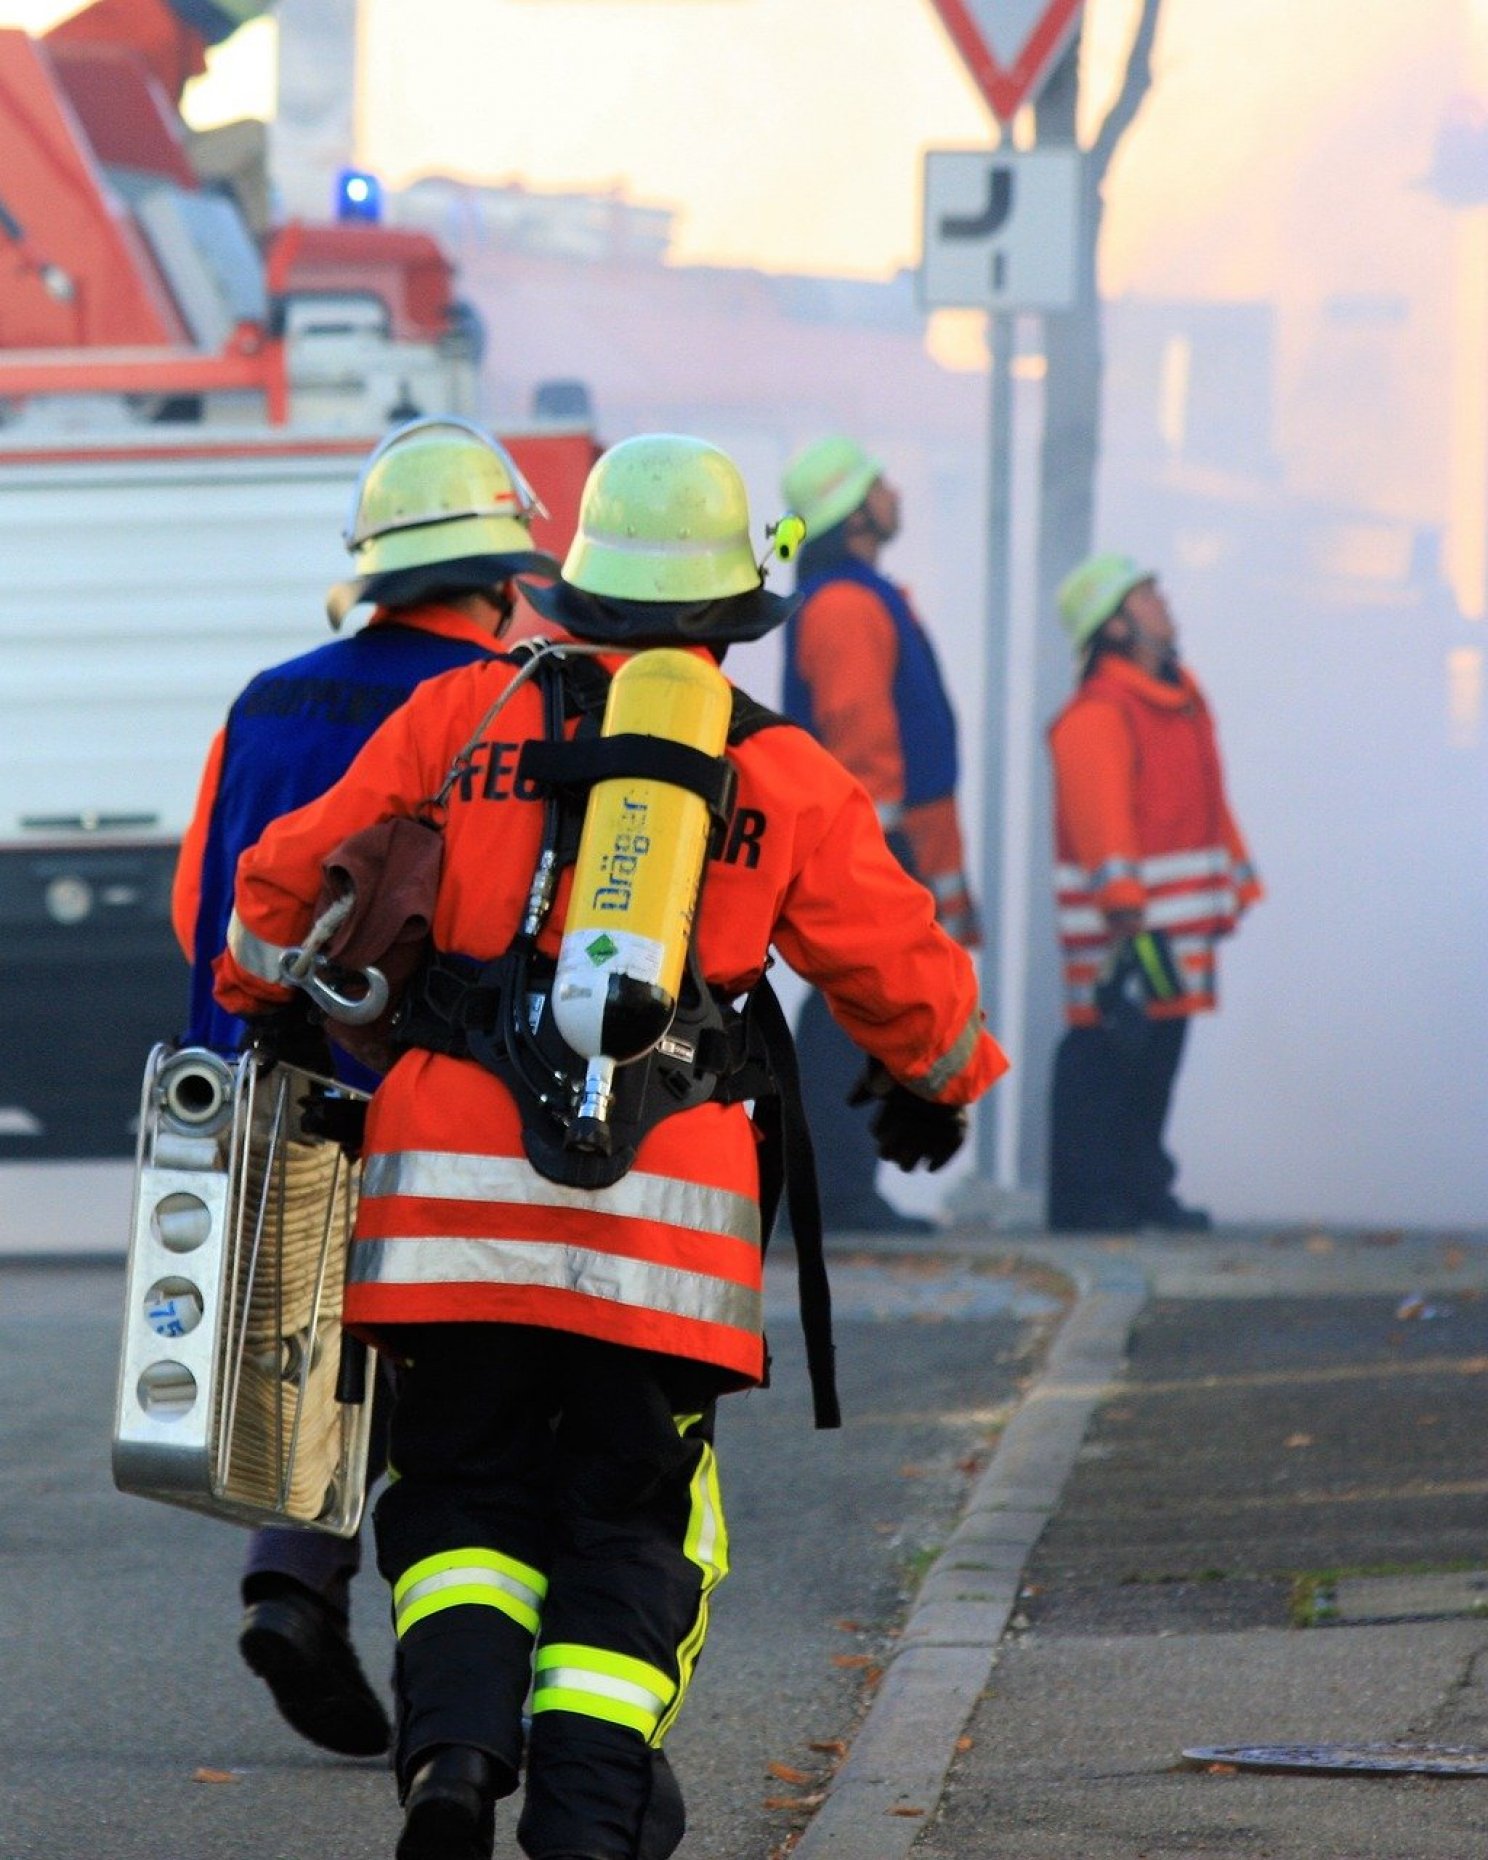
278, 950, 390, 1025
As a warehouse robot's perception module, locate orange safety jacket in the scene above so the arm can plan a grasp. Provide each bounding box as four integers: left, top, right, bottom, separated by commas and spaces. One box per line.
214, 649, 1008, 1385
785, 575, 978, 945
1049, 656, 1262, 1027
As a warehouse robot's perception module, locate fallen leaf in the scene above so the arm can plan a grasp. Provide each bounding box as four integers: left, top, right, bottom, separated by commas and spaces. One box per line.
831, 1653, 874, 1668
956, 1736, 975, 1752
955, 1454, 985, 1476
808, 1739, 848, 1757
763, 1793, 826, 1813
862, 1665, 885, 1692
1205, 1762, 1238, 1776
1460, 1356, 1488, 1374
1285, 1433, 1313, 1449
832, 1619, 862, 1633
899, 1464, 926, 1479
1304, 1233, 1335, 1255
192, 1768, 241, 1785
767, 1763, 813, 1786
1442, 1245, 1468, 1270
888, 1805, 927, 1818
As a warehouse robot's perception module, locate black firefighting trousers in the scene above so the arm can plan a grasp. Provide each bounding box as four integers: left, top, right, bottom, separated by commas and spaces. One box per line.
374, 1322, 731, 1860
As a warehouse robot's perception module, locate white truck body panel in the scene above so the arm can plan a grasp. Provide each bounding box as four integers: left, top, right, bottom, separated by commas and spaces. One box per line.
0, 435, 368, 848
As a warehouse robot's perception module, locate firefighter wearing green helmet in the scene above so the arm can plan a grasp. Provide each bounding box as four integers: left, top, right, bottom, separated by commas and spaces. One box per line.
213, 431, 1009, 1860
779, 435, 980, 1235
171, 416, 558, 1760
1047, 552, 1263, 1231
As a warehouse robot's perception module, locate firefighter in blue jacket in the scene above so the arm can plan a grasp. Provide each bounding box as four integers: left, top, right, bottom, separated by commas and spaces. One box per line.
171, 416, 558, 1755
780, 436, 980, 1233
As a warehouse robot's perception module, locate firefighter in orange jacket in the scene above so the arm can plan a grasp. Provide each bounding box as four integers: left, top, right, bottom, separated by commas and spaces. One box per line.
1048, 554, 1261, 1232
780, 435, 980, 1234
213, 434, 1008, 1860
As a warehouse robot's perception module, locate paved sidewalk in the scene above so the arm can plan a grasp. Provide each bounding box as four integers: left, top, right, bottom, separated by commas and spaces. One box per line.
800, 1227, 1488, 1860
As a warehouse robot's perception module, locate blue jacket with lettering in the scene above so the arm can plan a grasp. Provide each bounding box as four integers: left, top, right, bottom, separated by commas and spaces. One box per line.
176, 607, 499, 1073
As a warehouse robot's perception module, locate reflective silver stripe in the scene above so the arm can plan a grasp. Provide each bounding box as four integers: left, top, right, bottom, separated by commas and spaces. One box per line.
226, 910, 296, 984
536, 1666, 670, 1717
1055, 857, 1139, 895
876, 800, 905, 832
1145, 887, 1234, 930
1232, 860, 1258, 888
1137, 847, 1227, 887
1089, 856, 1141, 892
349, 1235, 763, 1334
1060, 892, 1234, 941
395, 1563, 545, 1637
1057, 905, 1107, 938
915, 1007, 981, 1100
928, 869, 969, 902
362, 1150, 759, 1246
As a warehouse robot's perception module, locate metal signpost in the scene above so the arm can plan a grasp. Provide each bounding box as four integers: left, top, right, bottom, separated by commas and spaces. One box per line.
920, 2, 1088, 1208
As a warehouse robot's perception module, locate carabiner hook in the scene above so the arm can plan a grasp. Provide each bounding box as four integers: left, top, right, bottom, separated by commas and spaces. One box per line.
278, 949, 390, 1025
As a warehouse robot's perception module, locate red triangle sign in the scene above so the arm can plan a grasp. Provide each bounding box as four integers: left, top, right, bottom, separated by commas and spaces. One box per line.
928, 0, 1086, 123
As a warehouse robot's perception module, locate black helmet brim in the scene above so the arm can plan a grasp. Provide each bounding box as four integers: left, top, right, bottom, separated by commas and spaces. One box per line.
329, 550, 561, 627
520, 577, 798, 647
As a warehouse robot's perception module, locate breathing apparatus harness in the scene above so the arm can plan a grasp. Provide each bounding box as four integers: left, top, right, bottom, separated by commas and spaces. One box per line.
392, 641, 840, 1427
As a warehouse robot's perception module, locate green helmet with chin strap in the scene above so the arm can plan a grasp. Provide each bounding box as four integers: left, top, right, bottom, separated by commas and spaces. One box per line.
780, 435, 882, 538
525, 433, 797, 646
1057, 552, 1154, 652
326, 417, 560, 628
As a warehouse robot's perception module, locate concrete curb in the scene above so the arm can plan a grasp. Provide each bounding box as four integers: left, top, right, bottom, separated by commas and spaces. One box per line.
791, 1252, 1148, 1860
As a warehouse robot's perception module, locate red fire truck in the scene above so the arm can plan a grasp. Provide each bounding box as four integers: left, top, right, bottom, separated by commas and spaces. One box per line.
0, 2, 597, 1159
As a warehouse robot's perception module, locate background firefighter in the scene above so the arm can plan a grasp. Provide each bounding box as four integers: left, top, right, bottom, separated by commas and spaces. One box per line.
212, 433, 1008, 1860
1047, 552, 1262, 1233
779, 434, 980, 1235
171, 417, 558, 1757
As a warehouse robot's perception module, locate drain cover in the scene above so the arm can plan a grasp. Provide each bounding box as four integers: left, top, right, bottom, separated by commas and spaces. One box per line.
1184, 1743, 1488, 1776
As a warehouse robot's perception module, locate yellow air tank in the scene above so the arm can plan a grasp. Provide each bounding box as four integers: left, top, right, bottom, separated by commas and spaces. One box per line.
553, 649, 732, 1147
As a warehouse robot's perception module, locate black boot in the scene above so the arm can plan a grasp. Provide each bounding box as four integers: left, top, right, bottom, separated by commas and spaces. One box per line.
238, 1580, 390, 1757
398, 1745, 500, 1860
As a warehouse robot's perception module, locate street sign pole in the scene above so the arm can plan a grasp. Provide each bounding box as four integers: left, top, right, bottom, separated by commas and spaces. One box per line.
920, 145, 1079, 1215
922, 1, 1089, 1222
973, 309, 1014, 1186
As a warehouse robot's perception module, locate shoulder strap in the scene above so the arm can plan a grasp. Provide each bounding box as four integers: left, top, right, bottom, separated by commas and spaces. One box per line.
745, 976, 840, 1429
727, 686, 790, 745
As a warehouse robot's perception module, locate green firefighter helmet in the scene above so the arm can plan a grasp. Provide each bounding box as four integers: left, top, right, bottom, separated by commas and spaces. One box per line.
1057, 552, 1155, 652
326, 417, 559, 627
525, 433, 796, 646
780, 435, 882, 539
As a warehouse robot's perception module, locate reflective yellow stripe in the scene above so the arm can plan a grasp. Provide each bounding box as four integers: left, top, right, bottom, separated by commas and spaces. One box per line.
655, 1417, 729, 1744
393, 1547, 548, 1639
916, 1007, 982, 1100
532, 1643, 676, 1738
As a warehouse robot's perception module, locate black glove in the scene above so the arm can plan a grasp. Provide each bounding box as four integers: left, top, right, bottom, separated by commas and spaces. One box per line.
243, 997, 334, 1077
848, 1061, 967, 1173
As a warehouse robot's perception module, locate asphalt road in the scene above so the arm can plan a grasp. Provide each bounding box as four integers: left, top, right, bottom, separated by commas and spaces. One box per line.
0, 1251, 1058, 1860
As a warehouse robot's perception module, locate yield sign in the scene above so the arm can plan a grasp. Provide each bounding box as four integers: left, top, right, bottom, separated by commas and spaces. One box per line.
927, 0, 1086, 123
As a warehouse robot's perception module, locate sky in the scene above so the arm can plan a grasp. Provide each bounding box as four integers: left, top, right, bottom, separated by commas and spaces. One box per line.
3, 0, 1156, 277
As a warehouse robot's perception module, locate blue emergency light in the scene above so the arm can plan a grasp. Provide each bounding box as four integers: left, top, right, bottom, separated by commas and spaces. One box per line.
335, 168, 383, 224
